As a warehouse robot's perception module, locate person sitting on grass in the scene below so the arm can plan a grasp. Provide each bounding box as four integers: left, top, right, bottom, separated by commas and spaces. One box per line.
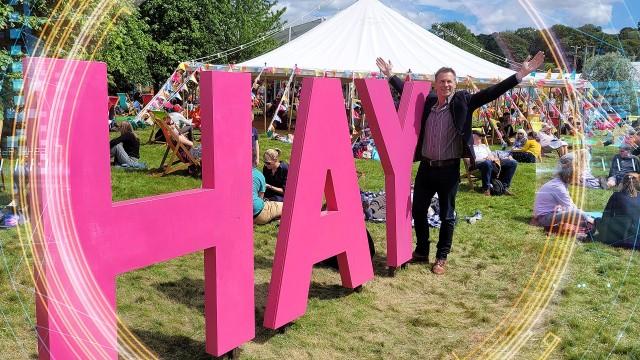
533, 155, 594, 234
472, 130, 517, 196
252, 149, 283, 225
538, 123, 568, 157
566, 148, 602, 189
110, 122, 145, 168
512, 128, 528, 149
603, 144, 640, 189
595, 172, 640, 248
511, 130, 541, 163
262, 148, 289, 202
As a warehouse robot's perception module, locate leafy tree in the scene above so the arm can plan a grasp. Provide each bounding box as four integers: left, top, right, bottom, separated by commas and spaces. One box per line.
0, 3, 13, 73
93, 9, 155, 92
583, 52, 638, 113
493, 31, 530, 63
620, 27, 640, 40
430, 21, 497, 63
476, 33, 508, 66
26, 0, 155, 92
139, 0, 284, 86
1, 0, 50, 135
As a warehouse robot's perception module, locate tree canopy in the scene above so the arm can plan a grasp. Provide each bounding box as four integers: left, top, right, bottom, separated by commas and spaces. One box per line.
139, 0, 284, 86
430, 21, 640, 72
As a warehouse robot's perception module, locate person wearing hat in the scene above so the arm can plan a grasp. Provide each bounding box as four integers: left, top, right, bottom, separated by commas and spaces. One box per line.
512, 128, 528, 149
538, 123, 568, 156
472, 130, 518, 196
376, 51, 545, 274
604, 144, 640, 189
511, 130, 541, 163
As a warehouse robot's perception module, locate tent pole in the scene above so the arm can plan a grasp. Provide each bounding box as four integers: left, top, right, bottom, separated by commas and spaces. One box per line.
288, 77, 294, 131
268, 69, 296, 132
349, 76, 355, 135
264, 75, 268, 133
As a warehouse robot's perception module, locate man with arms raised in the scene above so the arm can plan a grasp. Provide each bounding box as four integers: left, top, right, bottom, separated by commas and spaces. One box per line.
376, 51, 545, 274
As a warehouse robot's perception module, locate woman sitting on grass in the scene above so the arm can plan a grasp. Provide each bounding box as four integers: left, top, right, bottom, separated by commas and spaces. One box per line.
252, 149, 283, 225
110, 122, 145, 169
512, 129, 528, 149
595, 172, 640, 248
511, 130, 541, 163
262, 148, 289, 201
533, 155, 594, 236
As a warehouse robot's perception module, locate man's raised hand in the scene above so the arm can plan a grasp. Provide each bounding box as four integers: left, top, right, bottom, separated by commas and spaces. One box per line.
517, 51, 545, 79
376, 57, 393, 78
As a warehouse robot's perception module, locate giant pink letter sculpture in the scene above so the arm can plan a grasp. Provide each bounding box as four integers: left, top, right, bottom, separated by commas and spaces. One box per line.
26, 57, 254, 359
264, 78, 374, 329
355, 79, 430, 271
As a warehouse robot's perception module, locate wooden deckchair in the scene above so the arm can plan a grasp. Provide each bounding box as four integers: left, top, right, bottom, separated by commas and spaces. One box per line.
150, 110, 201, 176
526, 115, 544, 133
464, 128, 490, 189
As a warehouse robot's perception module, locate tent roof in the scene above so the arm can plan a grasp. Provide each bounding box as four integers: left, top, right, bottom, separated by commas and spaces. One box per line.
239, 0, 515, 81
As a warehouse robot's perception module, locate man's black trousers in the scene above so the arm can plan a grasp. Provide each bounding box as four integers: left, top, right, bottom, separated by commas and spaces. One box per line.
412, 160, 460, 260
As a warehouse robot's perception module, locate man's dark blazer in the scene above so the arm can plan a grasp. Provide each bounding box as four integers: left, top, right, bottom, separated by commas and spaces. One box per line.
389, 74, 521, 165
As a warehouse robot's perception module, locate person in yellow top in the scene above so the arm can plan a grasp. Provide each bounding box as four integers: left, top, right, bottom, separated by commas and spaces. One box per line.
511, 130, 541, 163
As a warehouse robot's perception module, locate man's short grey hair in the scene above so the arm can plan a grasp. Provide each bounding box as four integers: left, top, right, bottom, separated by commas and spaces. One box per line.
434, 67, 457, 82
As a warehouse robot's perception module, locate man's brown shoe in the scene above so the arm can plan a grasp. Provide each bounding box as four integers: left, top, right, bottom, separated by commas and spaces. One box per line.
411, 251, 429, 263
483, 189, 491, 196
431, 259, 447, 275
504, 188, 515, 196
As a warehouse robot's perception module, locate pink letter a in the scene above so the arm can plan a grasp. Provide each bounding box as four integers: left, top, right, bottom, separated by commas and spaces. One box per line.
263, 78, 374, 329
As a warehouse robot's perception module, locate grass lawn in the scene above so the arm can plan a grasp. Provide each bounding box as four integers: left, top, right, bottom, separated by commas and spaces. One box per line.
0, 125, 639, 359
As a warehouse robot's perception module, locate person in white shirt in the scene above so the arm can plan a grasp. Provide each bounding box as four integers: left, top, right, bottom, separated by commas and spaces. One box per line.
538, 123, 568, 156
472, 130, 518, 196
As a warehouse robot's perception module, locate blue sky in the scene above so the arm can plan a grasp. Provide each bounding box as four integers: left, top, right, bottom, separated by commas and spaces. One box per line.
277, 0, 640, 34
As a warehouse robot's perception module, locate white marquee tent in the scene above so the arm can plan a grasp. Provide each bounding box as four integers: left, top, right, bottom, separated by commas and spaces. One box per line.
240, 0, 516, 81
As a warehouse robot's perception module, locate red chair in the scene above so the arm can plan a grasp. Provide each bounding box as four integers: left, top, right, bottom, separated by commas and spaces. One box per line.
142, 94, 154, 106
108, 96, 118, 109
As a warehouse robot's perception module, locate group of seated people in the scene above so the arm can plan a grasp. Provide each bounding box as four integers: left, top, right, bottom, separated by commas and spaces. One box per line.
470, 121, 567, 196
252, 146, 289, 225
533, 153, 640, 248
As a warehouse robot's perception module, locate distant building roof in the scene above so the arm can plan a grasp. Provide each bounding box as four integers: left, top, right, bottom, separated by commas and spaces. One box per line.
272, 18, 325, 44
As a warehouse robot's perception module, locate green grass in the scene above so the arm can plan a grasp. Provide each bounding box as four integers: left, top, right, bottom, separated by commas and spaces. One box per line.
0, 128, 639, 359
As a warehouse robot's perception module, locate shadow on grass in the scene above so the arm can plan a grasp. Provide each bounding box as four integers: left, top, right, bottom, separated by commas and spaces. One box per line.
155, 277, 204, 312
130, 328, 210, 360
0, 192, 13, 206
254, 255, 273, 270
512, 215, 535, 224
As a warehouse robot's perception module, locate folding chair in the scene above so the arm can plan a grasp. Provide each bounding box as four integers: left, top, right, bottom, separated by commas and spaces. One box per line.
150, 111, 201, 176
141, 94, 154, 106
116, 93, 134, 115
463, 158, 481, 190
464, 128, 490, 190
487, 118, 502, 145
527, 115, 544, 133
